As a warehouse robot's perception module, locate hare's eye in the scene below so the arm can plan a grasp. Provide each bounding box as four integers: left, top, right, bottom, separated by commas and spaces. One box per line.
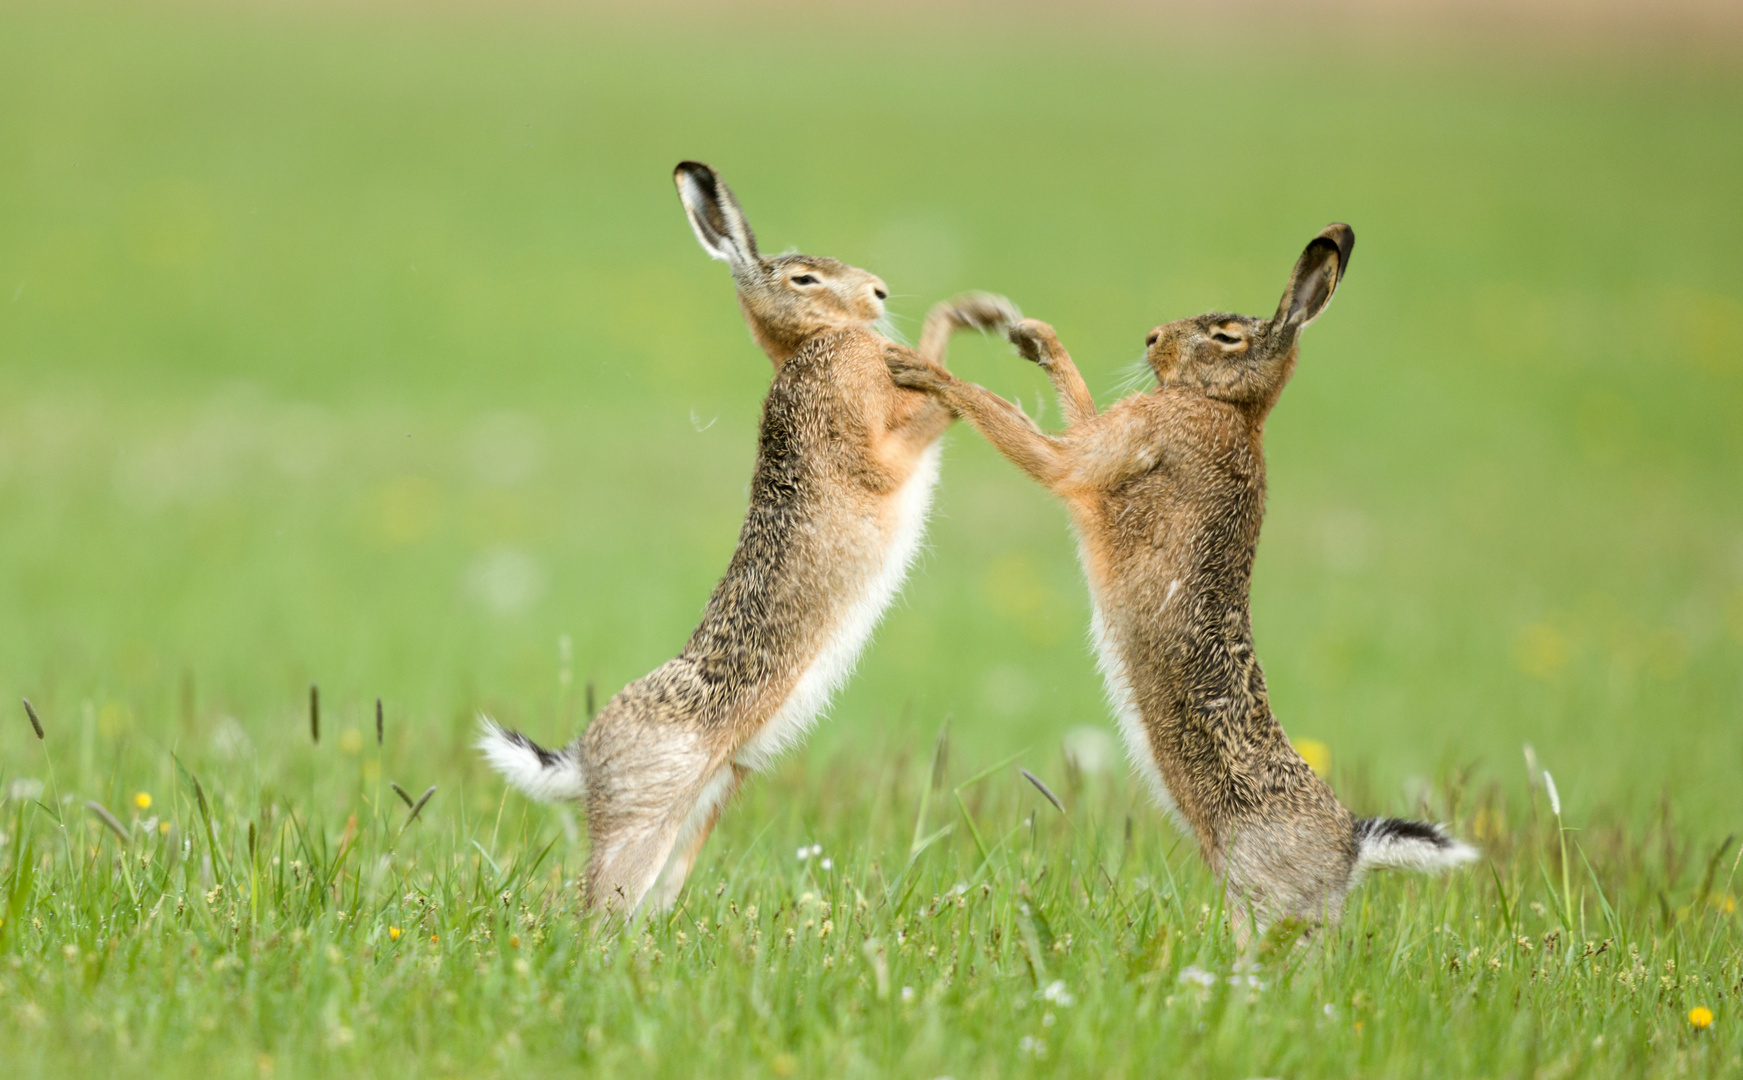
790, 274, 820, 286
1211, 330, 1243, 345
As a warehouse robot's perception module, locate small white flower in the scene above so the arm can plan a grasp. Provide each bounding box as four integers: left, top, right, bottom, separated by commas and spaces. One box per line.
1178, 965, 1216, 989
796, 846, 810, 861
1323, 1003, 1337, 1017
1018, 1036, 1046, 1057
1039, 980, 1076, 1006
819, 857, 833, 871
900, 986, 915, 1004
1042, 1012, 1056, 1027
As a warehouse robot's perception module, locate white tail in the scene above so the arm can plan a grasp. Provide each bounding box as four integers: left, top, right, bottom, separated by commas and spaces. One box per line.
476, 717, 587, 803
1353, 816, 1479, 877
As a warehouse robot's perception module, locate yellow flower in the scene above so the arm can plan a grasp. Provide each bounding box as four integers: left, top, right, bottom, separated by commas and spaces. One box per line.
134, 792, 152, 810
158, 821, 170, 836
1294, 738, 1331, 777
430, 934, 439, 944
1689, 1006, 1713, 1030
508, 934, 521, 949
388, 926, 402, 941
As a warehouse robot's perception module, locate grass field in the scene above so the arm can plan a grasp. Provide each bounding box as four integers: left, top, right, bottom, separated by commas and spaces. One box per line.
2, 2, 1741, 1076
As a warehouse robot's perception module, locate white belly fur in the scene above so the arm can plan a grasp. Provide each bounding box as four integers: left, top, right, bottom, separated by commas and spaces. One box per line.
734, 441, 941, 773
1076, 535, 1181, 824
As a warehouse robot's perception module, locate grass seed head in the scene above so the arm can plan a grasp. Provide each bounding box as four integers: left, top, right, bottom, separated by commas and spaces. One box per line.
1021, 768, 1065, 814
86, 801, 130, 845
405, 785, 436, 824
22, 697, 44, 739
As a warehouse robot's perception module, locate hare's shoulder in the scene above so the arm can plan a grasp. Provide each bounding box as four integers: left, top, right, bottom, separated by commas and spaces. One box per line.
758, 334, 887, 460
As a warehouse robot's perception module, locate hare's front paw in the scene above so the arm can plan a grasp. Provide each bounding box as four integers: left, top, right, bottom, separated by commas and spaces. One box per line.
1007, 319, 1062, 368
885, 348, 947, 392
943, 291, 1021, 333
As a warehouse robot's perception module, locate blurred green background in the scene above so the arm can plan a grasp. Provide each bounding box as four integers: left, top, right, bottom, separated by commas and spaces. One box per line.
2, 1, 1740, 827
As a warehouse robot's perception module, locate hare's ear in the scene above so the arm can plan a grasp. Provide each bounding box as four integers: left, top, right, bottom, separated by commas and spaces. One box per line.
1274, 224, 1354, 329
674, 161, 760, 274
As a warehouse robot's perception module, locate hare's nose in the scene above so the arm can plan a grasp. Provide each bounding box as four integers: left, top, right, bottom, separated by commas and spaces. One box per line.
873, 287, 888, 300
1145, 328, 1163, 348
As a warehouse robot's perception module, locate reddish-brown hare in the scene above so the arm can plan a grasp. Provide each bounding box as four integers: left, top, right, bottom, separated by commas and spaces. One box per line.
890, 226, 1476, 928
480, 162, 1016, 918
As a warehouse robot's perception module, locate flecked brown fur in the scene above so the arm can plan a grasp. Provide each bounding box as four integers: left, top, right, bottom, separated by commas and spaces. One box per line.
481, 162, 1016, 917
892, 225, 1473, 928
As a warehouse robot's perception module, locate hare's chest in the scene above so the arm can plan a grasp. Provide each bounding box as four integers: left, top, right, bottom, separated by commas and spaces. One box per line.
733, 441, 941, 773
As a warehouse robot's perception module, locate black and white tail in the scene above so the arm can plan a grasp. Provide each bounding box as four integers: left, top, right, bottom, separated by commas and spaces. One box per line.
1353, 817, 1479, 878
476, 718, 588, 803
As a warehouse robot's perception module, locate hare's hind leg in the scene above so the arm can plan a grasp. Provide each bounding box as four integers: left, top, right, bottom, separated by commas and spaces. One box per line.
645, 762, 749, 912
580, 714, 724, 917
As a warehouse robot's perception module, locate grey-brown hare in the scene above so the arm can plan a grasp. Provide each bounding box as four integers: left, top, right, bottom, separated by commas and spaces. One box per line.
889, 226, 1476, 929
480, 162, 1016, 918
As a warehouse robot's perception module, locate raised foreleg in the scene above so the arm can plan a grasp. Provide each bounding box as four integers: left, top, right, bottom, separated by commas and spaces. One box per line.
886, 348, 1069, 490
1008, 318, 1097, 428
883, 292, 1024, 455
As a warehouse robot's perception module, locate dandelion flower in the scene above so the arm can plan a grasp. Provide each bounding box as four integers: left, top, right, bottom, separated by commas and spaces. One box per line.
1689, 1006, 1713, 1030
158, 821, 170, 836
389, 927, 402, 941
1293, 738, 1331, 777
134, 792, 152, 811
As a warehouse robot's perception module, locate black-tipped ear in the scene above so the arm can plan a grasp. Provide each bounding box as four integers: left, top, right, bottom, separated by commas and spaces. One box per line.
1274, 223, 1354, 329
674, 161, 760, 273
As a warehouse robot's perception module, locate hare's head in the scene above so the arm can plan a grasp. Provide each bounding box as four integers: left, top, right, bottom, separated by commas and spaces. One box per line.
1143, 224, 1354, 415
675, 161, 890, 365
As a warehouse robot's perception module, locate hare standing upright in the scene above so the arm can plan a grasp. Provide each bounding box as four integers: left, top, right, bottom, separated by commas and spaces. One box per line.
890, 226, 1475, 928
479, 162, 1016, 918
